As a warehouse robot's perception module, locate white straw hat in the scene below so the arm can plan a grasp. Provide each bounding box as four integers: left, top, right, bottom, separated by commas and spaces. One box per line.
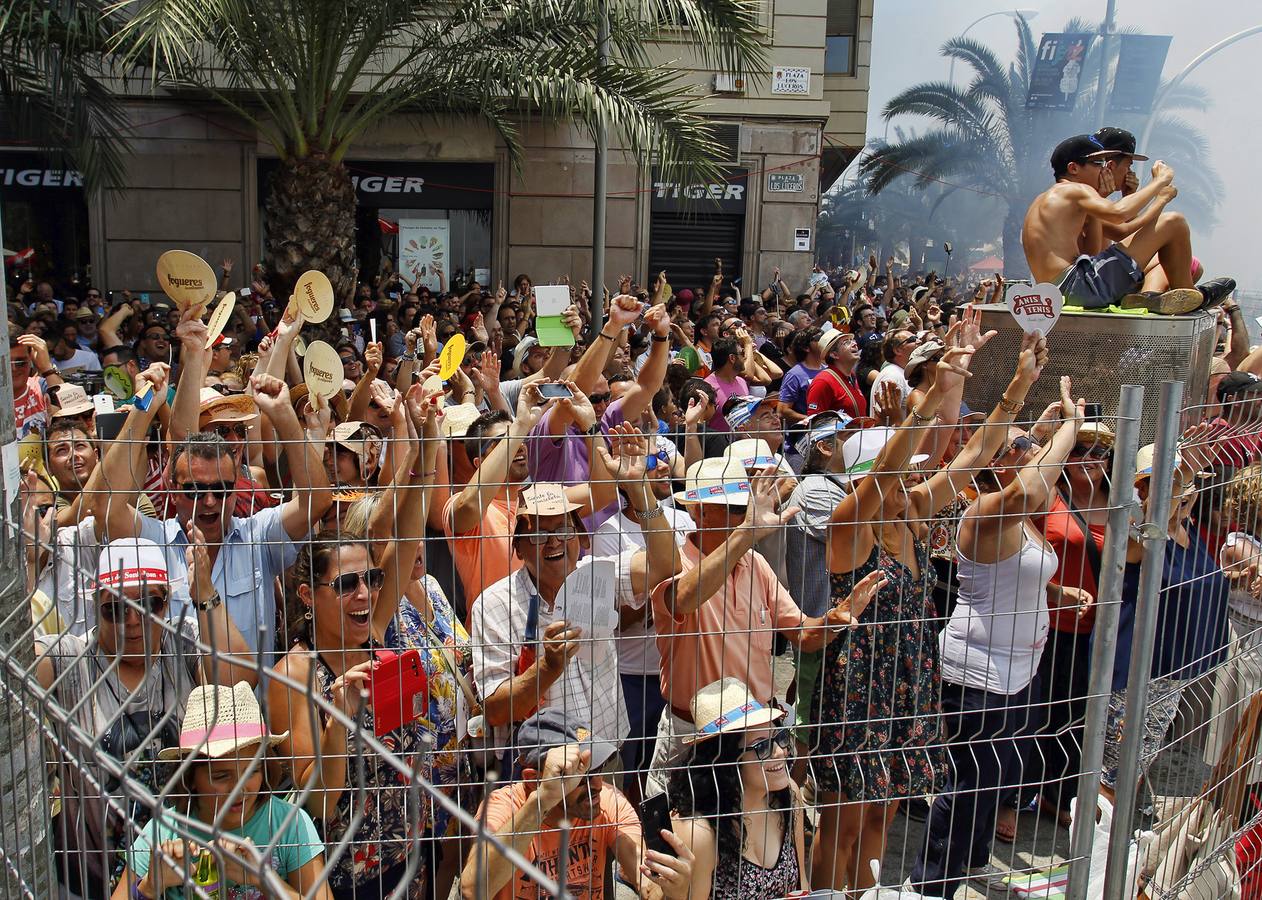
838, 426, 929, 483
673, 457, 752, 506
159, 681, 288, 760
685, 677, 785, 744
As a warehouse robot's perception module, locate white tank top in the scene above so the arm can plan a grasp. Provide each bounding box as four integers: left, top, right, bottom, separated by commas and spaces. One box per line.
939, 527, 1058, 695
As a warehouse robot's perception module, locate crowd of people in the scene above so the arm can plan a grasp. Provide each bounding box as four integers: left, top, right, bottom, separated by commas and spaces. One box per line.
5, 126, 1259, 900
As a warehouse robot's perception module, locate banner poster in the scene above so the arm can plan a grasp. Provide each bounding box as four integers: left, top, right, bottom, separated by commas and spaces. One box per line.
399, 219, 449, 292
1027, 33, 1095, 110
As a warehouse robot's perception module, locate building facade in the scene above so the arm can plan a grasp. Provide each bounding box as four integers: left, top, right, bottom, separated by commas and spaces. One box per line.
1, 0, 872, 296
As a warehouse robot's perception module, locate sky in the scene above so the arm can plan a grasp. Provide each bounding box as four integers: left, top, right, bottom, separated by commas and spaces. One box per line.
866, 0, 1261, 292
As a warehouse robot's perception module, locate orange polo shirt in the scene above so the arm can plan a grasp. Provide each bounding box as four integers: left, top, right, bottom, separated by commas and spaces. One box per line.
444, 492, 521, 620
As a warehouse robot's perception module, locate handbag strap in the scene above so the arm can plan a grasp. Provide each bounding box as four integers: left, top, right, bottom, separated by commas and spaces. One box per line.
1060, 489, 1104, 586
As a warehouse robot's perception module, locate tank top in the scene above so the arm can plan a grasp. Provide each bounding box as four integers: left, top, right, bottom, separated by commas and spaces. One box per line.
710, 808, 800, 900
939, 528, 1058, 695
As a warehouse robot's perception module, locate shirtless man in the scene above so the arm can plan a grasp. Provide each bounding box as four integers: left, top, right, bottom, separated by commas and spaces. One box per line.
1023, 133, 1234, 315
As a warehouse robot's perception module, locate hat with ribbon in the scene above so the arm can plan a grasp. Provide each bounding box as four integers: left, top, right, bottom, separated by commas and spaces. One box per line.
673, 457, 752, 506
684, 677, 785, 744
838, 426, 929, 483
158, 681, 288, 760
96, 538, 169, 593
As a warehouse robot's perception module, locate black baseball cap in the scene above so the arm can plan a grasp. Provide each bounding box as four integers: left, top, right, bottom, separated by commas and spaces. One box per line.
1218, 372, 1262, 400
1050, 134, 1111, 177
1091, 127, 1149, 161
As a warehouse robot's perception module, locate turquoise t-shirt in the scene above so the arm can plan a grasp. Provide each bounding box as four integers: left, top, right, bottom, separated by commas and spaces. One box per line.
127, 795, 322, 898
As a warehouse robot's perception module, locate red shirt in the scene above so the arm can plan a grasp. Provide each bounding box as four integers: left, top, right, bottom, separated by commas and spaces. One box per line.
1034, 494, 1106, 634
805, 368, 867, 420
14, 379, 47, 438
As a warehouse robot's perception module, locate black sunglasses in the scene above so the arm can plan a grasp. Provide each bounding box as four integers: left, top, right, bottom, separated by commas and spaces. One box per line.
744, 728, 791, 761
1071, 445, 1111, 460
100, 592, 168, 623
213, 423, 248, 440
180, 481, 236, 502
589, 392, 611, 405
1007, 436, 1036, 455
319, 567, 385, 595
144, 331, 169, 341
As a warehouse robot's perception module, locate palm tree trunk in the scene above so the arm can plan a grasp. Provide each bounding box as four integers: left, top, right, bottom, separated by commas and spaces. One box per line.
1001, 206, 1028, 280
263, 154, 358, 305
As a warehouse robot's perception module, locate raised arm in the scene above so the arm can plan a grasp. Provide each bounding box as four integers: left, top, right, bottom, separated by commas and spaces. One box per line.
169, 309, 212, 444
571, 295, 643, 395
617, 305, 670, 422
251, 374, 332, 540
91, 364, 170, 540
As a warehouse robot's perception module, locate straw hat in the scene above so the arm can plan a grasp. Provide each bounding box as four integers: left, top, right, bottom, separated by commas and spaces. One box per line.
904, 339, 945, 381
684, 677, 785, 744
439, 402, 482, 438
198, 388, 258, 425
516, 483, 583, 518
1077, 421, 1115, 448
672, 457, 752, 506
838, 426, 929, 483
159, 681, 287, 760
332, 421, 383, 467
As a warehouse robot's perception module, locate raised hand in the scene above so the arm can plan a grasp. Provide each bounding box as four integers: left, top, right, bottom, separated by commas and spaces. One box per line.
558, 381, 597, 432
827, 569, 887, 628
562, 304, 584, 339
539, 620, 583, 676
1014, 332, 1049, 386
134, 362, 171, 405
363, 341, 383, 375
17, 334, 52, 372
956, 304, 997, 353
1178, 420, 1222, 477
495, 280, 507, 304
249, 373, 291, 421
1058, 375, 1082, 423
644, 303, 670, 337
185, 527, 216, 608
609, 294, 643, 328
598, 422, 648, 485
642, 830, 695, 900
536, 743, 591, 811
515, 382, 552, 432
683, 396, 707, 429
329, 661, 372, 718
742, 466, 800, 541
302, 392, 331, 441
934, 345, 974, 384
1097, 164, 1117, 197
1151, 160, 1173, 185
874, 380, 904, 425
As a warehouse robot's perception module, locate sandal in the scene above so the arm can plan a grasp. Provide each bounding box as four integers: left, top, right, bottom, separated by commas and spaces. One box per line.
995, 806, 1018, 844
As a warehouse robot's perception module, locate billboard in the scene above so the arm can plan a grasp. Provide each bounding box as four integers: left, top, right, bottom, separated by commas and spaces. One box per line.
1109, 34, 1172, 113
1027, 33, 1096, 110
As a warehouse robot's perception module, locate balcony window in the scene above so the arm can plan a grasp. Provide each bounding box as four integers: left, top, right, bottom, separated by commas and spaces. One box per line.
825, 0, 858, 75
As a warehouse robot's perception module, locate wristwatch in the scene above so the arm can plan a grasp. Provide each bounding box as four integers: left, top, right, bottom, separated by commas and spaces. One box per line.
193, 590, 222, 612
400, 351, 417, 362
585, 422, 602, 437
651, 333, 670, 343
635, 504, 665, 522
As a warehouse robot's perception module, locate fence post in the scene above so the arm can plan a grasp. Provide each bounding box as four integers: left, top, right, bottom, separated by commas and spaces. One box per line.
1100, 379, 1183, 900
0, 204, 54, 896
1065, 384, 1144, 900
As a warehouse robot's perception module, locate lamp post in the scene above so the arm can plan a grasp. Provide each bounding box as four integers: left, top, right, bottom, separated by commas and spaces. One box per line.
1138, 24, 1262, 151
1093, 0, 1118, 129
948, 9, 1039, 84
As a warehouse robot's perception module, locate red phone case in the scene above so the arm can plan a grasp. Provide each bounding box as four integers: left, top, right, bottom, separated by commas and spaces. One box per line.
369, 649, 428, 737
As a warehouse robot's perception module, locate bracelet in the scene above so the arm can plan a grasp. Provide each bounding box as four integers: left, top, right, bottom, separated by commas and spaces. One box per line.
998, 395, 1024, 414
634, 504, 665, 522
400, 351, 417, 362
908, 406, 935, 425
651, 334, 669, 343
598, 331, 616, 341
585, 423, 603, 437
40, 367, 58, 378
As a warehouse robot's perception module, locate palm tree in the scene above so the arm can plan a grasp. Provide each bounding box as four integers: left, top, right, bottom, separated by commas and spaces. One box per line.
860, 15, 1223, 278
110, 0, 765, 297
0, 0, 130, 191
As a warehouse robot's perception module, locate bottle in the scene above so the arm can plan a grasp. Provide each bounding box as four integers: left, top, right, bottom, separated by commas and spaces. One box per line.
193, 848, 222, 900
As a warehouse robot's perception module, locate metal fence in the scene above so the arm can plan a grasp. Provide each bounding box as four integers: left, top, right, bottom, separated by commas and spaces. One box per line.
1, 381, 1260, 900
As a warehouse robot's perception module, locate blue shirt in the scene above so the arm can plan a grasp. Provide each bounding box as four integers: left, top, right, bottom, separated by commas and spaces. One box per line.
779, 363, 821, 415
138, 505, 301, 663
1111, 529, 1230, 691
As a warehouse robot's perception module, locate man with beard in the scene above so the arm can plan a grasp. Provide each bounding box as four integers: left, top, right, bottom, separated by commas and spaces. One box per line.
469, 425, 679, 764
462, 709, 692, 900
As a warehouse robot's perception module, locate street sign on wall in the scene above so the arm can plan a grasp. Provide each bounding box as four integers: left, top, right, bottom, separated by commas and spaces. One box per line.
772, 66, 811, 95
768, 173, 805, 193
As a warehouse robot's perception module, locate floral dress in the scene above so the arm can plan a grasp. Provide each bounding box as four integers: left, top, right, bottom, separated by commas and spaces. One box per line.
404, 574, 474, 838
813, 539, 949, 800
309, 598, 436, 898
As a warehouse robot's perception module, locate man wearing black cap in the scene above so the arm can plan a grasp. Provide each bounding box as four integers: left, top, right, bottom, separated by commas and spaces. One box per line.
1022, 133, 1233, 315
1093, 126, 1233, 303
460, 707, 693, 900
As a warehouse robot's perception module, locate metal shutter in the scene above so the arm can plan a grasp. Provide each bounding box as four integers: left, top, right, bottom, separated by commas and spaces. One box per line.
648, 212, 744, 291
827, 0, 859, 35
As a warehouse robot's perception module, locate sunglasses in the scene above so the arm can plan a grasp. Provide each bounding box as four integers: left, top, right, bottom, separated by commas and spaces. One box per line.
521, 524, 579, 546
214, 423, 248, 440
1008, 436, 1037, 454
179, 481, 236, 502
100, 592, 168, 623
10, 359, 29, 369
319, 567, 385, 595
1071, 446, 1111, 460
589, 392, 611, 405
743, 728, 791, 761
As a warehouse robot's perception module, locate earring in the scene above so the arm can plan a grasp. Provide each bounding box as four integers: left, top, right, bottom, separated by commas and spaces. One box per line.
304, 608, 313, 621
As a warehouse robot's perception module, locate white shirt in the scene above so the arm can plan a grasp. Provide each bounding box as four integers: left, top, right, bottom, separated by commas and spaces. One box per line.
869, 363, 909, 417
593, 504, 695, 676
57, 348, 102, 372
470, 551, 641, 752
37, 517, 102, 636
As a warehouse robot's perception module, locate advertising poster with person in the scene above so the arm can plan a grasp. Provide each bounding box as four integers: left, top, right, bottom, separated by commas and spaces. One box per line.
399, 218, 449, 291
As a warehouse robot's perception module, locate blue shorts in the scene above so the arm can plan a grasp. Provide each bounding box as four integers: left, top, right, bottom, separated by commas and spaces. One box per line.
1057, 244, 1144, 308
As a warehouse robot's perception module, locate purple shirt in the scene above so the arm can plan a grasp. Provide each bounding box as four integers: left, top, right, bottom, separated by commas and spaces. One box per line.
704, 372, 749, 430
527, 398, 627, 530
779, 364, 821, 415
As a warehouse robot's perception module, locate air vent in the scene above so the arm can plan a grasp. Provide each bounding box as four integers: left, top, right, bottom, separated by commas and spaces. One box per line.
708, 123, 741, 163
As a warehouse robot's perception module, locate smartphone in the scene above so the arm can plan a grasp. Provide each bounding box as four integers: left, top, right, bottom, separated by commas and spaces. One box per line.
1084, 402, 1103, 422
239, 287, 252, 297
95, 410, 128, 443
369, 649, 428, 737
538, 383, 574, 400
640, 792, 674, 856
